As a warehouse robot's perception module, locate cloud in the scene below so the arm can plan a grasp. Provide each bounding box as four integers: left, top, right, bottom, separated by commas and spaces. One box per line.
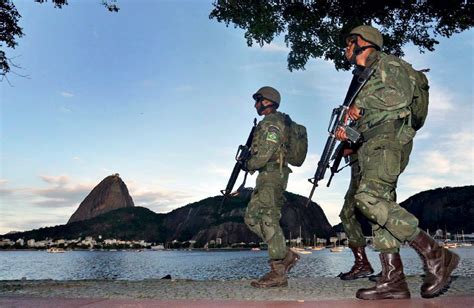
406, 130, 473, 194
39, 175, 70, 186
32, 186, 90, 208
60, 91, 74, 97
415, 131, 432, 140
0, 179, 8, 185
402, 175, 443, 193
260, 42, 290, 53
129, 186, 191, 213
420, 151, 452, 174
207, 163, 232, 178
0, 175, 93, 209
428, 86, 454, 112
0, 188, 13, 196
1, 217, 68, 235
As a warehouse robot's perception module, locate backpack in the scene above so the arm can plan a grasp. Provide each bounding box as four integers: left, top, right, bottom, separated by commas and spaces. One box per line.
383, 54, 430, 131
284, 115, 308, 167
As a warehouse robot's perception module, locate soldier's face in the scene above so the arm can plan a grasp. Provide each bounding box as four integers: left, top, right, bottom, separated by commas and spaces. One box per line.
254, 99, 272, 116
254, 100, 263, 115
254, 95, 264, 115
345, 36, 357, 61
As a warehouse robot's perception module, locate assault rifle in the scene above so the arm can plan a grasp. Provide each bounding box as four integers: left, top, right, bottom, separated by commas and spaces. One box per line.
220, 118, 258, 207
305, 66, 375, 207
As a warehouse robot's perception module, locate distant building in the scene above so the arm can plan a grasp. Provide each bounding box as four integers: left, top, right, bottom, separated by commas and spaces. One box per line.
0, 239, 14, 247
27, 239, 35, 247
55, 239, 65, 245
337, 232, 347, 240
104, 239, 117, 245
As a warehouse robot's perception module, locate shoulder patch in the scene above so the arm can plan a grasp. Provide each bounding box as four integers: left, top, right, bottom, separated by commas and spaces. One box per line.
266, 125, 281, 143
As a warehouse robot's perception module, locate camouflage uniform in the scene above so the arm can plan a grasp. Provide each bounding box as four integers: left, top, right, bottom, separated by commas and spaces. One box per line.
244, 111, 291, 260
339, 154, 366, 247
345, 50, 420, 253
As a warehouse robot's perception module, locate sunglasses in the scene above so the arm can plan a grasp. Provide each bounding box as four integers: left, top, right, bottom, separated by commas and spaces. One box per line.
345, 35, 358, 47
253, 94, 264, 103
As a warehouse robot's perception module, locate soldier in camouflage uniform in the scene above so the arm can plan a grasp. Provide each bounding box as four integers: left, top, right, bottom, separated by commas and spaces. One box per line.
335, 25, 459, 300
244, 86, 299, 288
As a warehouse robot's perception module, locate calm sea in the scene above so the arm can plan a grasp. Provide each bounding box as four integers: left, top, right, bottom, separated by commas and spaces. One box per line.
0, 247, 472, 281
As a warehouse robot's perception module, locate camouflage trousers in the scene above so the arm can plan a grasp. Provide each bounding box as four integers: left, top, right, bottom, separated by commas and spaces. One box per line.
340, 133, 420, 253
339, 154, 367, 247
245, 168, 289, 260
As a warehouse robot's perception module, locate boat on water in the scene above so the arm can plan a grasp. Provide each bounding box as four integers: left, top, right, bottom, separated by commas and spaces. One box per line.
251, 247, 261, 251
444, 242, 459, 249
293, 247, 312, 254
329, 246, 344, 253
46, 247, 65, 253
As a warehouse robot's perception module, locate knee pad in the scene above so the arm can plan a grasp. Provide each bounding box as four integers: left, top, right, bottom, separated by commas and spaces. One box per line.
244, 216, 262, 235
260, 215, 277, 242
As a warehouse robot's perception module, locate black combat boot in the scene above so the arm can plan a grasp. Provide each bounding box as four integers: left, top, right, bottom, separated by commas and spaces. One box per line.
251, 260, 287, 288
282, 248, 300, 273
409, 230, 460, 298
338, 244, 374, 280
356, 253, 411, 300
368, 271, 382, 282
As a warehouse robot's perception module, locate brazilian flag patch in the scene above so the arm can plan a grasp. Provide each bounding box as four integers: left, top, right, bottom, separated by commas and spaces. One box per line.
266, 126, 280, 143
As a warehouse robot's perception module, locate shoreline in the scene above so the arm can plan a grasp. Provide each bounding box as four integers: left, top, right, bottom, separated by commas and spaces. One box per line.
1, 277, 472, 307
1, 276, 472, 300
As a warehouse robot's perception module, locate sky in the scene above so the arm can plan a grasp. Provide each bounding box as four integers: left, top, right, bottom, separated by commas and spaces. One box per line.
1, 1, 473, 235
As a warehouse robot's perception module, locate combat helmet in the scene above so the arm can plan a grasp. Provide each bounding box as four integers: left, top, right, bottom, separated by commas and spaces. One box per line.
252, 86, 281, 107
346, 25, 383, 50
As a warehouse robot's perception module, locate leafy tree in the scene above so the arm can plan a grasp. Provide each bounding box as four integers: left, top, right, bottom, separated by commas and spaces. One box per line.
209, 0, 473, 71
0, 0, 118, 81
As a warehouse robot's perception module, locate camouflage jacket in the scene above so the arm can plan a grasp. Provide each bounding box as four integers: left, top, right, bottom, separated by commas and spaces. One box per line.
354, 51, 415, 133
247, 111, 289, 172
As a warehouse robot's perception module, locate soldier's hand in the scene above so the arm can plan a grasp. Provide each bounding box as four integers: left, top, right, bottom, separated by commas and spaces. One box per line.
335, 126, 348, 141
343, 148, 354, 157
240, 160, 249, 172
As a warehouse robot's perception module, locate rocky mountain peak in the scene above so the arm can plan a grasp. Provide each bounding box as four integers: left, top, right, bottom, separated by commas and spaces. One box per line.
67, 174, 134, 224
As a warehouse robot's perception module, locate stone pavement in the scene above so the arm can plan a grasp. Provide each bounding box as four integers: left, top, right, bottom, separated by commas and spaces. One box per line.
0, 276, 472, 307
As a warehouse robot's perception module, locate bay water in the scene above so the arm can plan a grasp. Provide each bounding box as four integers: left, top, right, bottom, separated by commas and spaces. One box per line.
1, 247, 472, 281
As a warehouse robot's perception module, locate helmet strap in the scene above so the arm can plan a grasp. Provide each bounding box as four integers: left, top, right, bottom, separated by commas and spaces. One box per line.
257, 103, 273, 115
350, 43, 379, 65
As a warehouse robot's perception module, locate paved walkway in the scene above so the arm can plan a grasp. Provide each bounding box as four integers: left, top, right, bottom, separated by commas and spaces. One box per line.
0, 276, 472, 307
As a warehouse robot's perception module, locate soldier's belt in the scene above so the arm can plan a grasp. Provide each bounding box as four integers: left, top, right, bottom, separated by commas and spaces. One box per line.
361, 118, 405, 141
261, 161, 287, 172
